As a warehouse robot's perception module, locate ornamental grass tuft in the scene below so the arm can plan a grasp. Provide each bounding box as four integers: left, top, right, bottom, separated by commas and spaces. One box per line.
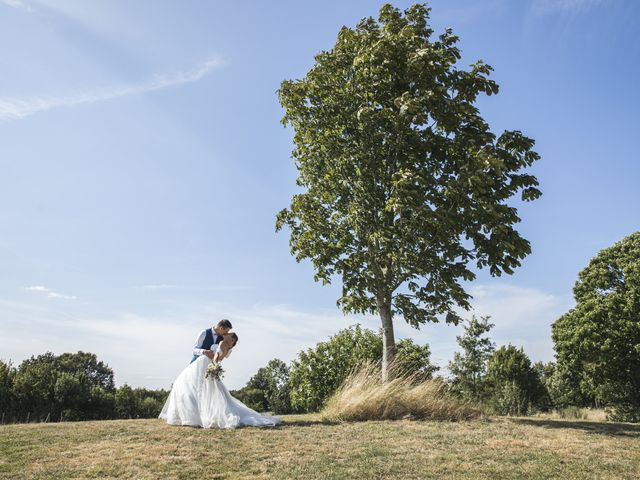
322, 362, 482, 422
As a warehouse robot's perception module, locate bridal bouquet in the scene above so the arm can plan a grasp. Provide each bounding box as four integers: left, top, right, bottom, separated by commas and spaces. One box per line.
205, 361, 224, 381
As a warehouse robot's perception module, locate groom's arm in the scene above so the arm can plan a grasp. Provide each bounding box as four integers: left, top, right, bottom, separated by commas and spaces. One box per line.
192, 330, 207, 357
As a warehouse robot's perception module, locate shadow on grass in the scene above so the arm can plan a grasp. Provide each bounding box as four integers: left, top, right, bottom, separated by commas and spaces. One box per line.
279, 418, 340, 428
279, 415, 486, 427
511, 417, 640, 437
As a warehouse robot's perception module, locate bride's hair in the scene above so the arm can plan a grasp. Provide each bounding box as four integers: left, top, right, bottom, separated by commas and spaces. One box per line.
228, 332, 238, 347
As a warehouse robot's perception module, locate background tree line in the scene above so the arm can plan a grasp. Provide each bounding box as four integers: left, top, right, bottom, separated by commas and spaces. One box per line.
0, 351, 167, 423
230, 319, 618, 419
234, 234, 640, 426
3, 232, 637, 424
232, 322, 558, 417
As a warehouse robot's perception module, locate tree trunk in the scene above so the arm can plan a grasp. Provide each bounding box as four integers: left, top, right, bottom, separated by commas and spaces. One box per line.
377, 294, 396, 382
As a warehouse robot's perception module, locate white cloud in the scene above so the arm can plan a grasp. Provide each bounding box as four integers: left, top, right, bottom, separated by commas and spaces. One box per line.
26, 285, 77, 300
25, 286, 48, 292
0, 56, 224, 121
2, 283, 572, 390
141, 284, 177, 290
139, 284, 255, 292
462, 283, 572, 364
466, 283, 564, 329
1, 0, 33, 12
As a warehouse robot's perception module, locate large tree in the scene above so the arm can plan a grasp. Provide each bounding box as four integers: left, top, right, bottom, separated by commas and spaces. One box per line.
552, 231, 640, 421
277, 3, 541, 380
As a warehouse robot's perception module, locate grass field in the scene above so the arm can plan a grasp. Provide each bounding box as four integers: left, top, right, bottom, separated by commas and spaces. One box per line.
1, 414, 639, 479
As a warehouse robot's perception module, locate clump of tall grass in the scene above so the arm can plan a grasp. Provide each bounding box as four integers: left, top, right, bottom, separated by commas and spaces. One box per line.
321, 362, 482, 422
534, 407, 608, 422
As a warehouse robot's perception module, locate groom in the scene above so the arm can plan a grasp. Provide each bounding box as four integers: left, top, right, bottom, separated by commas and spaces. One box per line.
191, 319, 233, 363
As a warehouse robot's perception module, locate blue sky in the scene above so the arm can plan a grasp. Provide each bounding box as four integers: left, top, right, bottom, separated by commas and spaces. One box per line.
1, 0, 638, 390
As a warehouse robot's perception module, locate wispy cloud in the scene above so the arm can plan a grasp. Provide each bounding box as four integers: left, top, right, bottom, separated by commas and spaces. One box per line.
531, 0, 607, 15
25, 286, 77, 300
461, 283, 572, 361
141, 284, 177, 290
0, 56, 224, 121
4, 283, 570, 389
1, 0, 33, 12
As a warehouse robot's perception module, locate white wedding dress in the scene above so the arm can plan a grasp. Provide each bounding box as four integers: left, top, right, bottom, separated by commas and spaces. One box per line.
159, 349, 280, 429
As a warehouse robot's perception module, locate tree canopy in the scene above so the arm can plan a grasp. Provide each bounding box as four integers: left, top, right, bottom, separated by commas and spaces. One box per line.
1, 352, 166, 423
552, 231, 640, 421
448, 315, 495, 401
232, 359, 293, 414
277, 2, 541, 378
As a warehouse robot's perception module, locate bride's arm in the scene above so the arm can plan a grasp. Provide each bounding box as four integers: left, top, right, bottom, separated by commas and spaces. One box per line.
213, 343, 229, 363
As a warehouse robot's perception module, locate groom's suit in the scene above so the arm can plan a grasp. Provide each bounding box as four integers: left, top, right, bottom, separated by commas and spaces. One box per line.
191, 328, 224, 363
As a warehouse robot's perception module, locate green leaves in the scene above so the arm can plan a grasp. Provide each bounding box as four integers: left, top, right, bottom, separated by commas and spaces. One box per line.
288, 325, 437, 412
552, 232, 640, 420
235, 359, 293, 414
485, 345, 545, 415
277, 3, 540, 333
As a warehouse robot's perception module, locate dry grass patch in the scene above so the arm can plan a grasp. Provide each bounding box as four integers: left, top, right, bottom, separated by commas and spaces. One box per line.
1, 416, 639, 479
321, 363, 481, 421
534, 407, 608, 422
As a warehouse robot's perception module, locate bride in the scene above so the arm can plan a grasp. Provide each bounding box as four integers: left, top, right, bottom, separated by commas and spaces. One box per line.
159, 333, 280, 429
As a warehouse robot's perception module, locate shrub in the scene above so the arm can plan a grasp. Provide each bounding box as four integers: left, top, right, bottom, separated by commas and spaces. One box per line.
231, 387, 268, 413
139, 397, 163, 418
115, 384, 138, 419
290, 325, 381, 412
289, 325, 437, 412
486, 345, 546, 416
492, 381, 529, 416
448, 316, 495, 402
607, 403, 640, 423
557, 406, 587, 420
544, 362, 594, 409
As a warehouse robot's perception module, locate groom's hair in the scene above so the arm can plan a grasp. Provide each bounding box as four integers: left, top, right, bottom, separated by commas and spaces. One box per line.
217, 319, 232, 329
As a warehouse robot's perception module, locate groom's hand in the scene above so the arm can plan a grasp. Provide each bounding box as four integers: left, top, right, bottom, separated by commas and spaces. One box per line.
203, 350, 215, 360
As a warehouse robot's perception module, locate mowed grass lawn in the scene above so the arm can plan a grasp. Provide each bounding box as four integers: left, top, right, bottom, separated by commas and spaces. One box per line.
1, 414, 639, 479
